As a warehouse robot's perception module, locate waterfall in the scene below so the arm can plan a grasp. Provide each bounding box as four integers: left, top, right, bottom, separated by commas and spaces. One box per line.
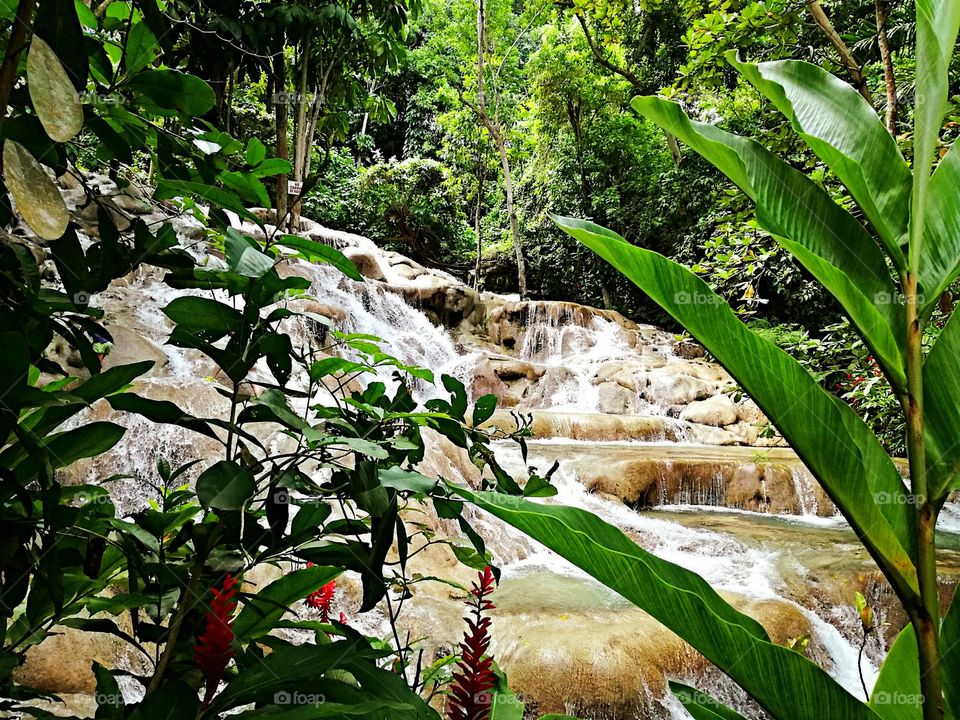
57, 214, 948, 719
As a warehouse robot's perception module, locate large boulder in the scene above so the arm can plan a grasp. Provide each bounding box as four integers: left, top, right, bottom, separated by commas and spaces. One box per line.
680, 394, 739, 427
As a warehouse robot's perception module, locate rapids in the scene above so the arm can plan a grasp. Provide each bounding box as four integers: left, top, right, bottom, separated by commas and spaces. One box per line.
25, 194, 960, 718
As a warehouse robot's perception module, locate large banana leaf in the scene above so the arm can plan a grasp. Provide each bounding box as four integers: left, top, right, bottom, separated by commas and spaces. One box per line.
921, 308, 960, 496
630, 97, 905, 390
552, 214, 918, 595
911, 0, 960, 270
941, 590, 960, 719
726, 54, 910, 263
453, 487, 879, 720
869, 625, 920, 720
919, 142, 960, 315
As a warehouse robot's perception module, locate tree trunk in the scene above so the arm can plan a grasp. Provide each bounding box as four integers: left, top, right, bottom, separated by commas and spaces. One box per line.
272, 52, 289, 230
808, 1, 874, 104
666, 132, 682, 167
474, 150, 484, 291
875, 0, 898, 134
494, 129, 527, 298
290, 35, 312, 231
476, 0, 527, 297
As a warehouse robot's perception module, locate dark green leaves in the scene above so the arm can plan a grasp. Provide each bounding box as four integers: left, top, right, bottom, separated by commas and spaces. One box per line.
226, 229, 275, 278
126, 70, 216, 116
233, 565, 342, 641
162, 296, 242, 342
276, 235, 363, 281
196, 461, 255, 511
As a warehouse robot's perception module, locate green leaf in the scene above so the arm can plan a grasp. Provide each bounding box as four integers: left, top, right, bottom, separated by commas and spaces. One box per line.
243, 388, 308, 430
869, 625, 921, 720
126, 69, 216, 116
3, 140, 69, 240
221, 170, 271, 208
490, 666, 524, 720
455, 488, 878, 720
921, 308, 960, 495
43, 422, 126, 469
726, 54, 910, 261
941, 588, 960, 719
472, 394, 497, 425
630, 97, 905, 389
250, 158, 292, 178
124, 21, 157, 75
310, 358, 369, 381
106, 393, 223, 443
276, 235, 363, 281
92, 661, 123, 719
233, 565, 341, 641
27, 36, 84, 143
196, 460, 255, 511
226, 228, 274, 278
911, 0, 960, 269
246, 138, 267, 166
162, 296, 242, 341
154, 179, 261, 227
670, 682, 748, 720
378, 467, 436, 494
918, 142, 960, 314
129, 680, 200, 720
204, 641, 382, 714
552, 215, 918, 596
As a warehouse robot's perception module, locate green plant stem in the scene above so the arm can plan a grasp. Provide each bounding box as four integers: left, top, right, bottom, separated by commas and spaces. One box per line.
0, 0, 36, 124
145, 519, 224, 695
904, 272, 944, 720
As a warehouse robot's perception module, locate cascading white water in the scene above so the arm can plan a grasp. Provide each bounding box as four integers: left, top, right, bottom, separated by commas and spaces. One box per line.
67, 212, 953, 718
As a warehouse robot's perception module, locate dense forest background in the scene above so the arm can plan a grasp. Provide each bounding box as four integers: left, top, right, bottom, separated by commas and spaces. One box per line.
67, 0, 960, 452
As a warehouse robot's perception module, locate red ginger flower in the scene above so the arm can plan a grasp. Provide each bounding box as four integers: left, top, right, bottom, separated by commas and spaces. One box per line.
448, 566, 497, 720
306, 581, 336, 620
195, 574, 238, 709
304, 563, 337, 621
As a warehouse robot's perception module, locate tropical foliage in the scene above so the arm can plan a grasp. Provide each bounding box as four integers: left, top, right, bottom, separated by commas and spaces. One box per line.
537, 4, 960, 719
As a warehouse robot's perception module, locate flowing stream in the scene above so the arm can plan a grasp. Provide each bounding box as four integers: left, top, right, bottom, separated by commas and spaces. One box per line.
70, 219, 960, 719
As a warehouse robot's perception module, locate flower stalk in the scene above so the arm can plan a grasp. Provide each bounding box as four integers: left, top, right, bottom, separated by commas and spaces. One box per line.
448, 566, 497, 720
